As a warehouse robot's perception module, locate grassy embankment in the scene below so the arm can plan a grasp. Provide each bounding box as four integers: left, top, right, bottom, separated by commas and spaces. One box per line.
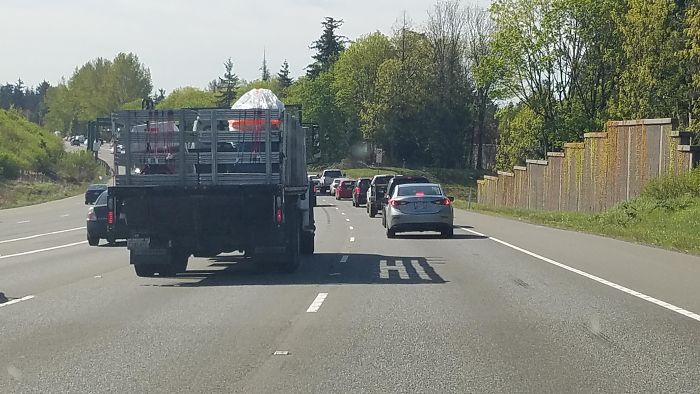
336, 165, 700, 254
0, 109, 105, 209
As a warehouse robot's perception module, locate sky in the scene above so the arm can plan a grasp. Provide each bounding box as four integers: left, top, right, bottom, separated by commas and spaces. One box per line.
1, 0, 491, 93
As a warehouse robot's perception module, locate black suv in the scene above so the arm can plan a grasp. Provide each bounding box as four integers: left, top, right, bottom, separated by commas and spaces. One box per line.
367, 174, 394, 217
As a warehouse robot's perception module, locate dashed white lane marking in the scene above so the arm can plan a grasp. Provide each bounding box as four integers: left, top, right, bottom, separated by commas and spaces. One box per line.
340, 255, 349, 263
345, 218, 350, 222
462, 228, 700, 323
0, 227, 86, 244
306, 292, 328, 313
60, 214, 70, 218
341, 212, 346, 215
335, 208, 339, 210
0, 295, 35, 308
0, 241, 88, 260
16, 221, 30, 224
350, 237, 355, 242
349, 226, 354, 230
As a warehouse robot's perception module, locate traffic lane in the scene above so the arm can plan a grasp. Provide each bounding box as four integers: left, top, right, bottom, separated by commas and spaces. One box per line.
0, 195, 89, 240
0, 196, 349, 393
0, 227, 88, 257
247, 197, 700, 392
456, 209, 700, 315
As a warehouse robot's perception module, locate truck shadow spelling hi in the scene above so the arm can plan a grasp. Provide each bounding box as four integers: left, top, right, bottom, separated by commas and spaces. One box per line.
150, 253, 447, 287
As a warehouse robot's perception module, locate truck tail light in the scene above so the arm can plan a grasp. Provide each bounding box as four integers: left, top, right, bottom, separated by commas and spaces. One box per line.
87, 207, 97, 221
276, 208, 283, 224
355, 187, 360, 194
107, 210, 114, 224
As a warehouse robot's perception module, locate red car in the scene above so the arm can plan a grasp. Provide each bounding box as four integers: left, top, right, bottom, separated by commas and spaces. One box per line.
335, 179, 356, 200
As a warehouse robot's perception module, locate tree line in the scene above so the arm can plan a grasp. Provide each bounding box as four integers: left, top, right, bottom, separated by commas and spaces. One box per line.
7, 0, 700, 172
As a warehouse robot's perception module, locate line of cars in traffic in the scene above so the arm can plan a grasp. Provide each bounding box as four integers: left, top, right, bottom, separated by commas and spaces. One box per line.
308, 170, 455, 238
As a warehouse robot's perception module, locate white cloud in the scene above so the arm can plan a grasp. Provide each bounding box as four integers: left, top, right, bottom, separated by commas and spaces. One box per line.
0, 0, 491, 92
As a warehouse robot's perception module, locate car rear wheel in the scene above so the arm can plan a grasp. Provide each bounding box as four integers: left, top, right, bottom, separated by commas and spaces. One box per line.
301, 230, 315, 255
87, 235, 100, 246
369, 205, 376, 218
386, 227, 396, 239
441, 227, 454, 239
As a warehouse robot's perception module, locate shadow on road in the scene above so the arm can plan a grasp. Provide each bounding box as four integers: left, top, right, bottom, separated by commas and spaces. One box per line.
147, 253, 448, 288
395, 232, 485, 240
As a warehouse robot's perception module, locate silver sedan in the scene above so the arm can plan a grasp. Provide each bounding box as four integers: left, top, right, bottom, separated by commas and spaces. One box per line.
383, 183, 454, 238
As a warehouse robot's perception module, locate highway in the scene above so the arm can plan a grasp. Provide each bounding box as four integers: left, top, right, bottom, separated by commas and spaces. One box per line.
1, 194, 699, 393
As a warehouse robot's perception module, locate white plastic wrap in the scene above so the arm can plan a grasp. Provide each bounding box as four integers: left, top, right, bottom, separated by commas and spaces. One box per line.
231, 88, 285, 111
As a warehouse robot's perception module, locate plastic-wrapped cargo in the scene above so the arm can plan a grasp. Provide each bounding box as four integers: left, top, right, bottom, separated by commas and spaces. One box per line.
229, 88, 284, 131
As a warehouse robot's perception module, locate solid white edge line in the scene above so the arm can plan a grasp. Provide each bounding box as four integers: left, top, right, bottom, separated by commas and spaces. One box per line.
0, 295, 35, 308
306, 292, 328, 313
462, 228, 700, 323
0, 227, 87, 244
0, 241, 88, 260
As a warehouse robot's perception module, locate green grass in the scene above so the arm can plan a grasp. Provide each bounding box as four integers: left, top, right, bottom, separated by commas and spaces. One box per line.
473, 196, 700, 255
0, 180, 91, 209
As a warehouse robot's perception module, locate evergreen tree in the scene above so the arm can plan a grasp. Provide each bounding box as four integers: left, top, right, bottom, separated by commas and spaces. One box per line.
277, 60, 293, 89
217, 58, 240, 108
261, 51, 271, 81
307, 17, 347, 78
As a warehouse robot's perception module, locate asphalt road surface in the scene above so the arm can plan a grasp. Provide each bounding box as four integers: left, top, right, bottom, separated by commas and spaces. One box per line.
1, 194, 699, 393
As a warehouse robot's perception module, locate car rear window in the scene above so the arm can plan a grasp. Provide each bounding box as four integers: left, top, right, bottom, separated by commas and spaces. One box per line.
359, 179, 371, 187
341, 181, 355, 187
397, 185, 442, 196
95, 190, 108, 205
373, 176, 393, 185
324, 170, 342, 178
89, 184, 107, 190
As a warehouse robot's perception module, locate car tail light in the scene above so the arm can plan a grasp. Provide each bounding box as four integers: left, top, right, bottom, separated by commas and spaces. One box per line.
107, 210, 114, 224
389, 199, 408, 207
355, 187, 360, 194
433, 198, 452, 206
276, 208, 283, 224
87, 207, 97, 221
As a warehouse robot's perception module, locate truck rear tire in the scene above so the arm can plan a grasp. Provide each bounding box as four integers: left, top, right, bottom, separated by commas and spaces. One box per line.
301, 231, 315, 255
134, 264, 158, 277
87, 236, 100, 246
369, 204, 376, 218
280, 212, 301, 273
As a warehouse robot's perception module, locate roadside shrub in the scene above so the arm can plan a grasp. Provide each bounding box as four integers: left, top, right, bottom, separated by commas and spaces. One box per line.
642, 168, 700, 200
0, 152, 23, 179
57, 151, 102, 183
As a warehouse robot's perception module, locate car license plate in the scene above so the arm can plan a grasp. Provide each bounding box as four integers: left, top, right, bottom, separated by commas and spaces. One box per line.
127, 237, 150, 251
414, 202, 427, 210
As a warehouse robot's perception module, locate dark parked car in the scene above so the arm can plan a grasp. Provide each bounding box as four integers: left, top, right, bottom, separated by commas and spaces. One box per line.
85, 184, 108, 205
381, 175, 431, 224
335, 179, 355, 200
367, 174, 394, 217
352, 177, 371, 207
86, 191, 127, 246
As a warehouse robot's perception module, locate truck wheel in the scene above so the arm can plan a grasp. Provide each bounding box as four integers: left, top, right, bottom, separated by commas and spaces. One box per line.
87, 236, 100, 246
441, 227, 454, 239
386, 227, 396, 239
301, 231, 315, 255
134, 264, 157, 277
161, 250, 189, 276
369, 205, 376, 218
280, 214, 301, 273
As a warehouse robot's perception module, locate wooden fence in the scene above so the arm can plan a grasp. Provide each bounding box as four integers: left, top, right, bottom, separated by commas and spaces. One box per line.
477, 119, 700, 212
